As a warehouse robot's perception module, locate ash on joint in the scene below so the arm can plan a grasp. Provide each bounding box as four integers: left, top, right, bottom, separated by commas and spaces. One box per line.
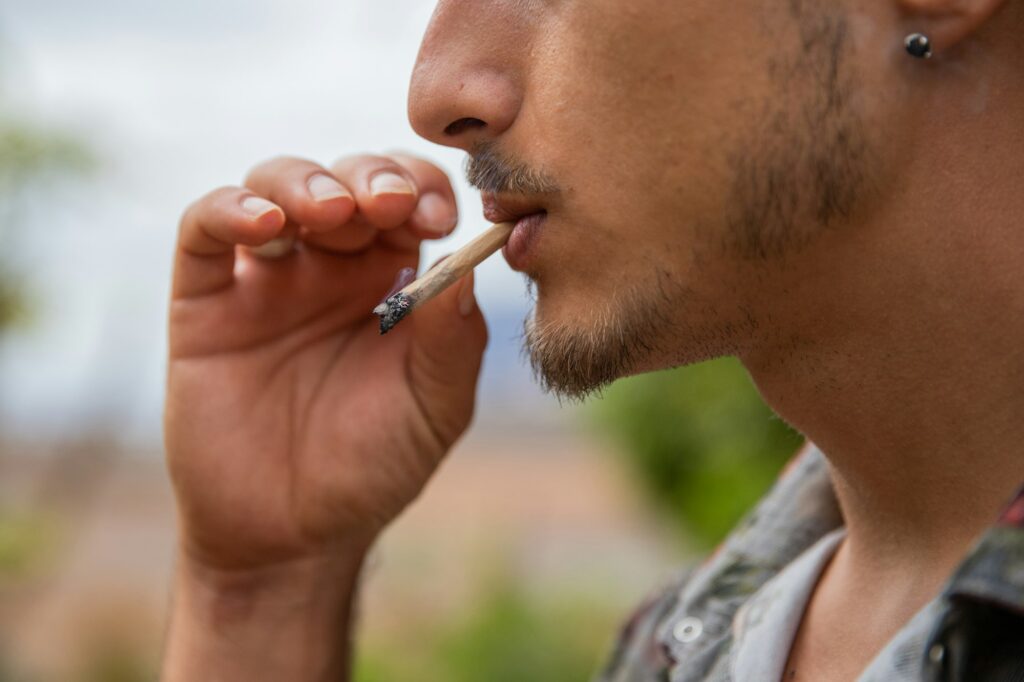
374, 292, 415, 335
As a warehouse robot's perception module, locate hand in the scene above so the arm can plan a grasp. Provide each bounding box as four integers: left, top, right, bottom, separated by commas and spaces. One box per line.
165, 154, 487, 572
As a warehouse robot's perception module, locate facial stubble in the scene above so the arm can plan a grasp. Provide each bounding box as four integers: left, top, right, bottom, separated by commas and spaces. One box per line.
481, 10, 872, 401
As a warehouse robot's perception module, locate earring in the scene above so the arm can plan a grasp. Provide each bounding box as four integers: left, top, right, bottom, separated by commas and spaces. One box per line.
905, 33, 933, 59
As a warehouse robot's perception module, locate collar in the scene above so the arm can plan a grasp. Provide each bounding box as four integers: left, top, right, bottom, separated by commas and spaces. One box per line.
942, 484, 1024, 616
655, 444, 844, 673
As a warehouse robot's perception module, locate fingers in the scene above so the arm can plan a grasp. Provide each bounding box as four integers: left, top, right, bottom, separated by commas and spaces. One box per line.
406, 270, 488, 450
174, 187, 286, 298
244, 157, 356, 233
388, 153, 459, 237
330, 153, 458, 236
300, 152, 459, 255
329, 154, 419, 231
245, 156, 375, 255
174, 154, 460, 299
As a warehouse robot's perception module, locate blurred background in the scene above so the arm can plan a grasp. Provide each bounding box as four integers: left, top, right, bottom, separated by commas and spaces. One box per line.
0, 1, 802, 680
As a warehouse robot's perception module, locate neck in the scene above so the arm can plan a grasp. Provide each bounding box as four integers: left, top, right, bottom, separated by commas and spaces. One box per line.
741, 59, 1024, 585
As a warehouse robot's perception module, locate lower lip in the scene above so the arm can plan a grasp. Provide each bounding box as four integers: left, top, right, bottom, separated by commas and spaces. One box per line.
502, 213, 546, 272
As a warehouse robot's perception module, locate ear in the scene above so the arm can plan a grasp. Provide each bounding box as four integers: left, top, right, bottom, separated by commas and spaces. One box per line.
898, 0, 1012, 52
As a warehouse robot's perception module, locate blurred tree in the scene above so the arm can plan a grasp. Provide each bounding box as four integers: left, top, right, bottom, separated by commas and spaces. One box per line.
0, 512, 58, 579
80, 640, 153, 682
0, 67, 94, 562
0, 53, 96, 682
355, 569, 617, 682
592, 357, 804, 549
0, 119, 93, 330
433, 579, 609, 682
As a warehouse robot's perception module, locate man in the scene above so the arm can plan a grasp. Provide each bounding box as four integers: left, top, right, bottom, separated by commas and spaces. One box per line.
160, 0, 1024, 680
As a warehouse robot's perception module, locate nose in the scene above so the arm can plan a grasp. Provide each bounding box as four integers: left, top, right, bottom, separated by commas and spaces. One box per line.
408, 1, 523, 153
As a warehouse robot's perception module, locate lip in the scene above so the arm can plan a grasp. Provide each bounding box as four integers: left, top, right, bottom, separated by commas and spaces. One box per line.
481, 193, 548, 272
501, 213, 547, 272
481, 192, 546, 222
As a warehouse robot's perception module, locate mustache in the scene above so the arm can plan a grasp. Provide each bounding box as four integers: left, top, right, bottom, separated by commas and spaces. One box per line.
465, 143, 559, 195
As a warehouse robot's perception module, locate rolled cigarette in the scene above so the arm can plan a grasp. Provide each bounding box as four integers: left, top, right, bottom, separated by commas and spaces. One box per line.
373, 221, 515, 334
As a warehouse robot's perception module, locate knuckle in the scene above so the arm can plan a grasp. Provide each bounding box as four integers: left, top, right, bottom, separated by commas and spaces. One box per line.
360, 153, 397, 168
211, 184, 244, 200
182, 186, 237, 224
264, 154, 306, 170
205, 184, 241, 200
329, 152, 372, 169
387, 151, 422, 168
246, 155, 316, 185
244, 157, 278, 182
332, 153, 407, 179
180, 197, 202, 224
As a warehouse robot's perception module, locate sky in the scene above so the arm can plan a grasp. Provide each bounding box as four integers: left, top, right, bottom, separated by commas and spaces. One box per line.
0, 0, 574, 446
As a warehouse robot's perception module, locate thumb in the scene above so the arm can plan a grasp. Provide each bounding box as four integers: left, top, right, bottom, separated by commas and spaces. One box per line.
406, 269, 488, 447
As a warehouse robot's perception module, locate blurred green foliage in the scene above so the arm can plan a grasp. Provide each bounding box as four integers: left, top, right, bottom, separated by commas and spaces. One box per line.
0, 120, 94, 331
0, 123, 94, 190
355, 571, 617, 682
593, 357, 804, 549
79, 642, 152, 682
0, 512, 58, 579
0, 71, 96, 682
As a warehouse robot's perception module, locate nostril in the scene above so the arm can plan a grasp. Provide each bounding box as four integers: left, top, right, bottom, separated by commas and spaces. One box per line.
444, 117, 487, 137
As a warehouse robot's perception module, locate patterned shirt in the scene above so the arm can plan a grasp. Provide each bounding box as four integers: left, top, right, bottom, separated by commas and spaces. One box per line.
729, 527, 847, 679
595, 444, 1024, 682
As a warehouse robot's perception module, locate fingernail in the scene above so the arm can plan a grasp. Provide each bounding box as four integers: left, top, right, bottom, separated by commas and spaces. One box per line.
250, 236, 296, 259
369, 172, 415, 198
241, 196, 280, 220
458, 273, 476, 317
307, 174, 350, 202
413, 193, 457, 234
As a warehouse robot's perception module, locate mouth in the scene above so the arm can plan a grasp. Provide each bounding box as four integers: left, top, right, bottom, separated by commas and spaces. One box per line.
481, 193, 548, 273
481, 192, 547, 224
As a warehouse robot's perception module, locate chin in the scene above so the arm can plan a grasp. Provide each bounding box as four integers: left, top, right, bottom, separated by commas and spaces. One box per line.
522, 264, 746, 398
521, 277, 656, 400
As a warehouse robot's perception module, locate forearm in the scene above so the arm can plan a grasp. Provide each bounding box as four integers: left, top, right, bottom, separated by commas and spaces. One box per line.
161, 548, 367, 682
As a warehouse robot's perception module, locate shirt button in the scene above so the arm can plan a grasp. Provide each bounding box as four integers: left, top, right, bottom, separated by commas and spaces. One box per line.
928, 643, 946, 664
672, 616, 704, 644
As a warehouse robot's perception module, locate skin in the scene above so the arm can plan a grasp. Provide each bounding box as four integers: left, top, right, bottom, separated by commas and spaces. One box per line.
162, 155, 486, 679
162, 0, 1024, 680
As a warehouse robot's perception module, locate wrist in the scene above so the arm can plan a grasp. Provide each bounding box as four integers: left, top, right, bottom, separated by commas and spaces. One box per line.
163, 544, 369, 682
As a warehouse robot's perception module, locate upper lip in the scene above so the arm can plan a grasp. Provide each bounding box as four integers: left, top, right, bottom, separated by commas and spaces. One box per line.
481, 192, 548, 224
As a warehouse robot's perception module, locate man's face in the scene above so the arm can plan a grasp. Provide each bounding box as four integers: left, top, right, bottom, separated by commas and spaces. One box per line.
409, 0, 895, 398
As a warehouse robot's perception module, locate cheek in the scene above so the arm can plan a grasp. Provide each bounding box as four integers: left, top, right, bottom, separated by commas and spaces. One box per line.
528, 211, 671, 324
531, 17, 690, 209
529, 200, 759, 353
522, 0, 789, 251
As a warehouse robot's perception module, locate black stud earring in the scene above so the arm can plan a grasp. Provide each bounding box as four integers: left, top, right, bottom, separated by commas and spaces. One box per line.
905, 33, 933, 59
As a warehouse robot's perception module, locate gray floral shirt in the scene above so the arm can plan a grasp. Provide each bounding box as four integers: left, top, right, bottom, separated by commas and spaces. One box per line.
596, 445, 1024, 682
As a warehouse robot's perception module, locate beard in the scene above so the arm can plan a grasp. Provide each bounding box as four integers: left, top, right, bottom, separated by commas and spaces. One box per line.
522, 275, 693, 402
522, 273, 761, 402
521, 9, 875, 401
523, 294, 649, 402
